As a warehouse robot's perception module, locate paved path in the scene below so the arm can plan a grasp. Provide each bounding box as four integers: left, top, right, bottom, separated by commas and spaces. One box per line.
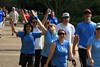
0, 22, 81, 67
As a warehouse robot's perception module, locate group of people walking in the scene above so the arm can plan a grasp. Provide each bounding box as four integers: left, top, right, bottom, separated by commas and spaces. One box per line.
0, 6, 100, 67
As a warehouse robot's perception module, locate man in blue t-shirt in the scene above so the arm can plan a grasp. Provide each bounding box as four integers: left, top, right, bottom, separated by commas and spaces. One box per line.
72, 9, 96, 67
47, 10, 58, 25
0, 7, 5, 37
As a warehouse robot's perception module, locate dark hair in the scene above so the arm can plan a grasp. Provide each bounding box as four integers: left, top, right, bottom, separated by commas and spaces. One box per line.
23, 23, 33, 35
58, 29, 66, 35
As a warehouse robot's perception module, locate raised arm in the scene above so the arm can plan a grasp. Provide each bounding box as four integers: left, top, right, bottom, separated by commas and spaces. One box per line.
22, 9, 28, 23
44, 42, 56, 67
72, 35, 79, 55
68, 44, 74, 60
10, 17, 18, 35
42, 8, 51, 24
31, 10, 46, 35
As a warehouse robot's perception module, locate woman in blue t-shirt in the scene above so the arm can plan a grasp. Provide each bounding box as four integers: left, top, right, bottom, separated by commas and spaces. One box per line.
44, 29, 73, 67
87, 23, 100, 67
31, 10, 58, 67
10, 14, 46, 67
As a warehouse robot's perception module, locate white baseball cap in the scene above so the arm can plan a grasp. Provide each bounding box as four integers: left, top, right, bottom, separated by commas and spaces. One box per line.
96, 23, 100, 29
62, 12, 70, 18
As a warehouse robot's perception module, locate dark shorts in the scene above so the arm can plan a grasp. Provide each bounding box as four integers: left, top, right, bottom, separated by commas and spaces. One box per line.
19, 53, 34, 66
51, 65, 57, 67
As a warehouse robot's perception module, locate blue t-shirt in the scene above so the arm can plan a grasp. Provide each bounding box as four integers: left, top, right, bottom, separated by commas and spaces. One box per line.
87, 36, 100, 67
51, 40, 70, 67
0, 10, 5, 22
41, 30, 58, 57
18, 31, 41, 54
48, 16, 58, 25
75, 21, 96, 48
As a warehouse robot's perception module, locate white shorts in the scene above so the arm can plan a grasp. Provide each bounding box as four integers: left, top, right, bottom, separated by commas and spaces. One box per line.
0, 22, 3, 29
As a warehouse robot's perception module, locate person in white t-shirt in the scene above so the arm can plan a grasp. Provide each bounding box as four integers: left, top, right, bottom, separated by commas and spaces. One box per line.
57, 12, 75, 67
9, 7, 19, 35
57, 12, 75, 45
31, 18, 43, 67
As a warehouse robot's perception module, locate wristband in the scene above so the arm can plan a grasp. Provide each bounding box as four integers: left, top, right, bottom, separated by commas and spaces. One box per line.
35, 16, 39, 20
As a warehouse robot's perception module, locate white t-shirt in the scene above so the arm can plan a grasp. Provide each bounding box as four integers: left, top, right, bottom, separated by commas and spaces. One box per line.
57, 23, 75, 44
33, 25, 43, 50
9, 11, 19, 23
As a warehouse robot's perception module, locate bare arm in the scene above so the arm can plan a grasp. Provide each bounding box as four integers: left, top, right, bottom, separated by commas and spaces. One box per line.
42, 8, 50, 24
68, 44, 74, 60
72, 35, 79, 55
22, 9, 28, 23
31, 10, 47, 35
44, 42, 56, 67
87, 45, 94, 66
10, 17, 18, 35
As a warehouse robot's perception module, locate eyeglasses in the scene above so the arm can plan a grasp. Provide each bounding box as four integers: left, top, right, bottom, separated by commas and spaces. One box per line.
96, 28, 100, 30
58, 33, 65, 35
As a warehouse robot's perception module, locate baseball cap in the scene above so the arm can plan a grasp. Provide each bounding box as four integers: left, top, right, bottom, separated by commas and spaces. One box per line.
84, 9, 91, 14
62, 12, 70, 18
96, 23, 100, 29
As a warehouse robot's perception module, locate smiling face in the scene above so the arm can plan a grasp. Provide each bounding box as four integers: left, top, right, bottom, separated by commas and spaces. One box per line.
26, 24, 32, 33
58, 29, 66, 39
96, 28, 100, 36
31, 19, 37, 27
24, 23, 33, 34
63, 17, 70, 24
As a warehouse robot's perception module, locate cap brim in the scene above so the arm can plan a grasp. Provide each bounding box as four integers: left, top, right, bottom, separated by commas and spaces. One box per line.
62, 16, 69, 18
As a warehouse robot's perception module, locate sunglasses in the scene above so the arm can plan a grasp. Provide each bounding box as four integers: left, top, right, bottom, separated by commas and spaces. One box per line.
32, 21, 37, 23
49, 25, 53, 28
84, 12, 91, 14
96, 28, 100, 30
58, 33, 65, 35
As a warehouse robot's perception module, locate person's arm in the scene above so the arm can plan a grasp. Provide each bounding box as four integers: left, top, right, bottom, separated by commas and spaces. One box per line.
10, 17, 18, 35
31, 10, 46, 35
42, 8, 50, 24
87, 45, 94, 66
44, 42, 56, 67
22, 9, 28, 23
68, 44, 73, 60
72, 35, 79, 55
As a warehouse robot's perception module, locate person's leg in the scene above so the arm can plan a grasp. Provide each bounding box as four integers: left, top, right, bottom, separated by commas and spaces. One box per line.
19, 53, 27, 67
34, 49, 42, 67
27, 54, 34, 67
0, 22, 3, 38
41, 56, 51, 67
78, 48, 87, 67
41, 56, 48, 67
21, 66, 26, 67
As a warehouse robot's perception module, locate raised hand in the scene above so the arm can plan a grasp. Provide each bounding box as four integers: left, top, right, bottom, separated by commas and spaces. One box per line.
47, 8, 51, 14
31, 10, 37, 17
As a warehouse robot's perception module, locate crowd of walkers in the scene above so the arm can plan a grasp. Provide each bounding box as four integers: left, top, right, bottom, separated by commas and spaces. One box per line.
0, 6, 100, 67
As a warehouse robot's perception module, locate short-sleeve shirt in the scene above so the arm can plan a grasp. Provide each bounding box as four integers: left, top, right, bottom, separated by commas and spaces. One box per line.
41, 30, 58, 57
0, 10, 5, 22
87, 36, 100, 67
18, 31, 41, 54
51, 40, 70, 67
75, 21, 96, 48
33, 25, 43, 50
57, 23, 75, 45
48, 16, 58, 25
